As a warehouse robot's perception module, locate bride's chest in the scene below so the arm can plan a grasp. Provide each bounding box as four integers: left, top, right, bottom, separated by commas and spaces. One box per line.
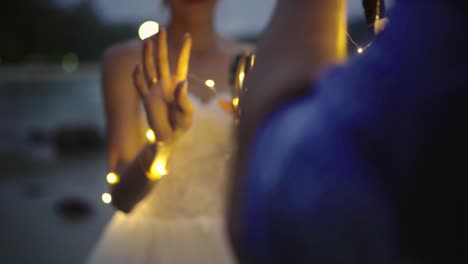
170, 52, 233, 101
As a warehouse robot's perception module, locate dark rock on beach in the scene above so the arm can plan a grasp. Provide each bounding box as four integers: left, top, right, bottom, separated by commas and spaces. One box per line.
53, 125, 105, 153
54, 196, 94, 222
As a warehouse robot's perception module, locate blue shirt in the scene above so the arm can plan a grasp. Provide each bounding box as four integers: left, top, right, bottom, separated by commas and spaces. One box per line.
243, 1, 468, 263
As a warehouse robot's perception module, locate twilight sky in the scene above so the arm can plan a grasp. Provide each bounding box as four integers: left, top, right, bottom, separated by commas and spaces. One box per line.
53, 0, 394, 36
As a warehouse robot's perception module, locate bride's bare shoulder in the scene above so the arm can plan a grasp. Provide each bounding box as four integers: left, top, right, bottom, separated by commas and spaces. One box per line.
102, 39, 142, 73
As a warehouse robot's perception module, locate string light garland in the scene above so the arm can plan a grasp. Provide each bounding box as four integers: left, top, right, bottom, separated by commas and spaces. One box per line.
102, 130, 167, 204
100, 50, 256, 205
103, 1, 386, 203
348, 0, 386, 54
99, 26, 257, 204
347, 32, 374, 54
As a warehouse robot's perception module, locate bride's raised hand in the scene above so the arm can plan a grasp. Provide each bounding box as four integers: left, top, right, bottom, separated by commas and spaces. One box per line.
133, 29, 194, 143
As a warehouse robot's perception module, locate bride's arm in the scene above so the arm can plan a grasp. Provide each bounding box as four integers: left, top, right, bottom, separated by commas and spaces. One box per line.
102, 30, 193, 213
101, 42, 157, 213
109, 144, 158, 213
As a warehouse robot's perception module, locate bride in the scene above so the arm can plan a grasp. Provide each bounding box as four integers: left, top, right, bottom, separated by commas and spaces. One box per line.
87, 0, 252, 263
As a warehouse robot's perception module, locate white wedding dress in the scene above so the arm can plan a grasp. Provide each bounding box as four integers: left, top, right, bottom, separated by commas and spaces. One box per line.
87, 95, 235, 264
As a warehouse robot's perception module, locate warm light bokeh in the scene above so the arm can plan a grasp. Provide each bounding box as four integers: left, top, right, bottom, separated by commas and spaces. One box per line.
238, 72, 245, 87
102, 193, 112, 204
146, 129, 156, 143
106, 172, 120, 185
205, 79, 216, 89
148, 145, 170, 181
138, 21, 160, 40
232, 97, 240, 108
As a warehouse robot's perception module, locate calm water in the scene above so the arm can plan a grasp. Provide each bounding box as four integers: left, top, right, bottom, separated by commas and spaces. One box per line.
0, 74, 104, 149
0, 69, 114, 264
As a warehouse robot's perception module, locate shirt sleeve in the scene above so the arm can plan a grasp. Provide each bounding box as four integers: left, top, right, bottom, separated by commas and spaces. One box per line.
241, 68, 396, 264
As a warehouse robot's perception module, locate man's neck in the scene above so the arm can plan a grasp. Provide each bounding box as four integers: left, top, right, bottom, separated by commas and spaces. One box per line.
259, 0, 347, 82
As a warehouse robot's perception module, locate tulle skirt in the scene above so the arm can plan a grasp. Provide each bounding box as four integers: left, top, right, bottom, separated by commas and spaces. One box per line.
87, 212, 234, 264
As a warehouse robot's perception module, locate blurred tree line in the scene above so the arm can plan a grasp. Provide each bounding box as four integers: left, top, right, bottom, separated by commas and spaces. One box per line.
241, 20, 372, 56
0, 0, 137, 64
0, 0, 371, 64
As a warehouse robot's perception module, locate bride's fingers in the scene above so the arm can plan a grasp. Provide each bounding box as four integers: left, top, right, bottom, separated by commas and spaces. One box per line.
150, 92, 173, 141
174, 81, 193, 115
173, 81, 193, 130
175, 33, 192, 84
143, 38, 158, 86
133, 64, 150, 97
156, 28, 173, 102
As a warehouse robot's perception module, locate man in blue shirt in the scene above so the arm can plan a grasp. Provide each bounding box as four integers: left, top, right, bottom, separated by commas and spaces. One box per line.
228, 0, 468, 263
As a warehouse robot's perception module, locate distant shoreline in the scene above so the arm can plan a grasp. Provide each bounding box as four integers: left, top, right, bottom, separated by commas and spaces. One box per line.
0, 63, 100, 83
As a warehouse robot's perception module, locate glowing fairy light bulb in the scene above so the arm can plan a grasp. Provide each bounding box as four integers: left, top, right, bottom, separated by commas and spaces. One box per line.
151, 161, 167, 179
250, 54, 256, 67
238, 72, 245, 86
232, 97, 240, 108
148, 146, 170, 181
146, 129, 156, 143
149, 160, 167, 181
357, 48, 364, 54
138, 21, 160, 40
106, 172, 120, 185
102, 193, 112, 204
204, 79, 216, 89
